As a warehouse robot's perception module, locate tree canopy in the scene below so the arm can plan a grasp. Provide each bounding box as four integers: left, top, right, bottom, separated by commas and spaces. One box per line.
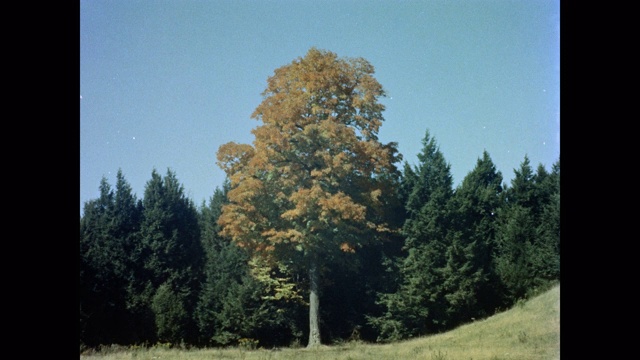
79, 48, 559, 351
216, 48, 401, 347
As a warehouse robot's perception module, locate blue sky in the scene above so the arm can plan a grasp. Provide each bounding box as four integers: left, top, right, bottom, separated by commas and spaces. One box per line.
80, 0, 559, 216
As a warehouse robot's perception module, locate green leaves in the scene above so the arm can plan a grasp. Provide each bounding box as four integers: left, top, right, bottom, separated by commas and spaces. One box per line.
216, 48, 402, 347
151, 282, 188, 343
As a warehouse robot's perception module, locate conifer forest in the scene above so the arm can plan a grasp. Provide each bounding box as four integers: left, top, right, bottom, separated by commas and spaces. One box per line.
79, 49, 559, 349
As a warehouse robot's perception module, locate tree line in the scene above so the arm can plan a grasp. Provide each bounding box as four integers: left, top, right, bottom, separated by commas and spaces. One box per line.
79, 48, 559, 350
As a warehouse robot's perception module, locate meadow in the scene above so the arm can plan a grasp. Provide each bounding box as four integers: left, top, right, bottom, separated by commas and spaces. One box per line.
80, 284, 559, 360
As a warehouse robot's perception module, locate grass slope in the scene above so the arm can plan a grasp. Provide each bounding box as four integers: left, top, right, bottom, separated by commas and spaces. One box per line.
81, 284, 560, 360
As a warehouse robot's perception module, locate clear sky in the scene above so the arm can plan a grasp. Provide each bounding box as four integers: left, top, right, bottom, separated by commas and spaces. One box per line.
80, 0, 560, 216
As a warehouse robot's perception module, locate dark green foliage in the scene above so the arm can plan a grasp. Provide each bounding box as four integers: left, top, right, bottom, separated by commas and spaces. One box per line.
443, 151, 504, 324
320, 240, 391, 343
197, 242, 295, 346
195, 183, 300, 347
152, 282, 189, 343
369, 130, 455, 341
495, 204, 537, 301
199, 180, 230, 253
494, 157, 560, 303
80, 178, 117, 346
79, 140, 559, 348
80, 168, 205, 346
196, 185, 257, 345
80, 171, 143, 347
140, 170, 203, 287
531, 160, 560, 282
369, 139, 560, 342
138, 169, 204, 343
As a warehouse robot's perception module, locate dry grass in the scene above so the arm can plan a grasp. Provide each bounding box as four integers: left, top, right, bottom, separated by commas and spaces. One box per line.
81, 284, 559, 360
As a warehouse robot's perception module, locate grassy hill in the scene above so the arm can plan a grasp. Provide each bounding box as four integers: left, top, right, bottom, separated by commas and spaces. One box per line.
81, 283, 560, 360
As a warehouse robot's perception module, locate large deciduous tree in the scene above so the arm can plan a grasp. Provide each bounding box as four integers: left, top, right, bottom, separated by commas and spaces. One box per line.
216, 48, 400, 347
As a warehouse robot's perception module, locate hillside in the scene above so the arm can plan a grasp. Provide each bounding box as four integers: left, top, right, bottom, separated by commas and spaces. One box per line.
81, 283, 559, 360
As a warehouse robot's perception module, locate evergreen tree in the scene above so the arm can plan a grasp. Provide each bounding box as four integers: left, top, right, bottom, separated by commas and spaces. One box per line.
504, 156, 536, 210
80, 177, 118, 346
151, 282, 189, 343
196, 182, 300, 347
369, 130, 454, 341
80, 171, 143, 346
494, 203, 537, 302
199, 180, 230, 254
495, 156, 560, 303
394, 162, 417, 225
442, 151, 504, 325
112, 171, 145, 343
531, 159, 560, 283
138, 168, 205, 344
321, 227, 403, 343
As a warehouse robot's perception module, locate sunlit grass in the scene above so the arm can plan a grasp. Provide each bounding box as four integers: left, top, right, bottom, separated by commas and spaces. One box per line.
81, 284, 559, 360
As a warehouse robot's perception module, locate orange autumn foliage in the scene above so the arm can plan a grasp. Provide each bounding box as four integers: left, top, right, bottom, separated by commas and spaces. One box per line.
216, 48, 400, 261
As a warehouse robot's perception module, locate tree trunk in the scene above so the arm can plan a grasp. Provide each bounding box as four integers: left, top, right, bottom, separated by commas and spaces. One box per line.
307, 261, 321, 348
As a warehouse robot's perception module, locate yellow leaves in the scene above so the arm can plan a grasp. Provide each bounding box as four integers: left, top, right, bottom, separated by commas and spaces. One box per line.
281, 185, 323, 221
216, 142, 255, 178
284, 229, 305, 243
331, 152, 353, 174
215, 48, 401, 263
253, 48, 383, 134
218, 176, 269, 248
217, 204, 255, 241
370, 221, 393, 233
318, 192, 366, 223
261, 228, 304, 244
310, 169, 325, 178
249, 257, 305, 303
340, 242, 356, 253
370, 189, 382, 203
260, 228, 279, 241
279, 185, 365, 227
227, 177, 263, 204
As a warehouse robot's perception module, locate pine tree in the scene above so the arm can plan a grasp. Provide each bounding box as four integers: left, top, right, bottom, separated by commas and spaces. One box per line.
442, 151, 504, 325
138, 168, 204, 343
494, 156, 559, 303
80, 177, 117, 346
531, 159, 560, 284
494, 203, 536, 302
80, 171, 143, 346
369, 130, 454, 340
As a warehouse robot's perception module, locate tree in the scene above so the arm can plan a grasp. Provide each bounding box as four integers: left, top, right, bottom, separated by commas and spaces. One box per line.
80, 177, 119, 347
196, 183, 300, 347
138, 168, 204, 343
151, 282, 189, 343
443, 151, 504, 324
494, 156, 560, 303
533, 159, 560, 282
80, 171, 143, 346
216, 48, 400, 347
369, 130, 455, 340
494, 203, 537, 302
199, 180, 230, 254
